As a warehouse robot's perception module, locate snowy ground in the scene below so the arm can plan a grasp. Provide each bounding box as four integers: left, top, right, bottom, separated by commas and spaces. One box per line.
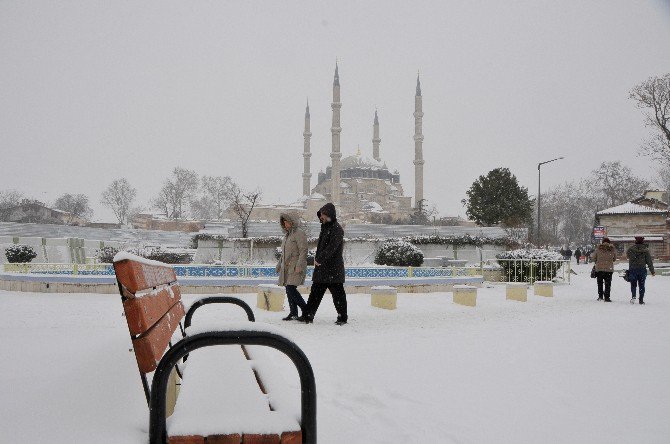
0, 263, 668, 443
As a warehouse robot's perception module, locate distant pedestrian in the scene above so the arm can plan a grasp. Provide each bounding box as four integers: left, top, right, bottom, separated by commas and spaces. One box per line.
299, 203, 348, 325
565, 247, 573, 261
591, 238, 616, 302
626, 236, 655, 304
277, 212, 308, 321
574, 248, 582, 265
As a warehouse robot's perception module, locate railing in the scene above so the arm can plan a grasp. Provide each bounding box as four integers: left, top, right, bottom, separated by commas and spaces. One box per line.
488, 259, 571, 284
3, 263, 483, 279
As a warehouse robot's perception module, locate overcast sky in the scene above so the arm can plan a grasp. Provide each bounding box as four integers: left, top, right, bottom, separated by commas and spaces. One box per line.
1, 1, 669, 222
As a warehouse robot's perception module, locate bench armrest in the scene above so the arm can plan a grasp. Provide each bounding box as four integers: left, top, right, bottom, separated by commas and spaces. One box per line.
149, 328, 316, 444
184, 296, 255, 329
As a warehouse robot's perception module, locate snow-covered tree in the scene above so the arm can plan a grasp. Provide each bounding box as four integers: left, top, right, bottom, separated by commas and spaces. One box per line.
101, 178, 137, 225
152, 167, 199, 220
630, 73, 670, 163
54, 193, 93, 224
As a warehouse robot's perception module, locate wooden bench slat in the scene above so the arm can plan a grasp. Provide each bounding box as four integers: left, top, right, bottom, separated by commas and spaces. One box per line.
242, 434, 280, 443
279, 431, 302, 444
168, 436, 205, 444
132, 301, 185, 373
206, 434, 242, 444
123, 285, 182, 336
114, 259, 177, 293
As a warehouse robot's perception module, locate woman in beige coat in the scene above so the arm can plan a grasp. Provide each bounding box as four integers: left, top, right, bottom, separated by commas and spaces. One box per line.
591, 237, 617, 302
277, 212, 308, 320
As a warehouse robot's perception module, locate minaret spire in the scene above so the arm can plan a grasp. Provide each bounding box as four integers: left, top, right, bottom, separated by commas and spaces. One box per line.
302, 98, 312, 196
413, 73, 425, 210
372, 109, 381, 161
330, 62, 342, 206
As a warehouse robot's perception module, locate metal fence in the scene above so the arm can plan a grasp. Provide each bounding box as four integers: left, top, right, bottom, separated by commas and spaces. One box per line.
487, 259, 571, 284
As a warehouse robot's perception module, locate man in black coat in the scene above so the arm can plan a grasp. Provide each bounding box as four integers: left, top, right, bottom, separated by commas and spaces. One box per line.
299, 202, 348, 325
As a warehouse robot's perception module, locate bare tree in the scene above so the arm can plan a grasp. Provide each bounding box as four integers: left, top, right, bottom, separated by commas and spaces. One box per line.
630, 73, 670, 163
54, 193, 93, 224
152, 167, 199, 220
0, 190, 24, 210
193, 175, 235, 220
230, 185, 262, 238
589, 161, 649, 208
101, 178, 137, 224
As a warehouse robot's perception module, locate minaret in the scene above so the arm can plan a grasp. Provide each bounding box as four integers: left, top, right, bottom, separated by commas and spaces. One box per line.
302, 99, 312, 196
330, 62, 342, 206
372, 109, 381, 161
413, 73, 425, 210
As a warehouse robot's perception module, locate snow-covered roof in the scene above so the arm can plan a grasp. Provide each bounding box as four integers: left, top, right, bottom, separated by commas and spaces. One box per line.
607, 235, 664, 242
340, 153, 386, 170
597, 202, 668, 216
309, 192, 325, 200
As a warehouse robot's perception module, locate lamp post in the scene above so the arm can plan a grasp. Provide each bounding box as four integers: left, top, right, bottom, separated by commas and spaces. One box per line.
537, 157, 564, 245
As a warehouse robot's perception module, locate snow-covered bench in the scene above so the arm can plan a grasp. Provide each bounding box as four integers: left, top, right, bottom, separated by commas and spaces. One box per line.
113, 253, 316, 444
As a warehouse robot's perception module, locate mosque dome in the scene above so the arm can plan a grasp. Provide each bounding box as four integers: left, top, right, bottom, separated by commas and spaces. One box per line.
340, 150, 386, 170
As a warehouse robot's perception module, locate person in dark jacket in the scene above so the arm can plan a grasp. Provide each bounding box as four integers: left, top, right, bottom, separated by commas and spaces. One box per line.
626, 236, 655, 304
591, 238, 616, 302
564, 247, 573, 261
574, 248, 582, 265
299, 203, 348, 325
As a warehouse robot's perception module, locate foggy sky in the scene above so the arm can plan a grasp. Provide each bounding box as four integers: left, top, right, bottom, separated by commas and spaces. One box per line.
1, 0, 669, 222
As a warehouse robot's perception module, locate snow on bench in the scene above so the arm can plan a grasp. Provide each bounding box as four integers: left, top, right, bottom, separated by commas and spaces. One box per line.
113, 253, 315, 444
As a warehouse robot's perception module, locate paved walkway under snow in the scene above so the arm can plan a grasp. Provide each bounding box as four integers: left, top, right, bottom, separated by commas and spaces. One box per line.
0, 264, 668, 443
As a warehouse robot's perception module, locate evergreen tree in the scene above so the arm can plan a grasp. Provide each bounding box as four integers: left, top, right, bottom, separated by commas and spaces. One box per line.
462, 168, 533, 226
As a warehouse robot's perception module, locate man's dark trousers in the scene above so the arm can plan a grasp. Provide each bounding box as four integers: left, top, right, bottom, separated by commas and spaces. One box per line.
596, 271, 613, 299
305, 283, 348, 320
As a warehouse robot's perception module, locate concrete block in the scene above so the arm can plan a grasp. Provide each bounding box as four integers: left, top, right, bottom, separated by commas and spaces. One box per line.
257, 284, 285, 312
506, 282, 528, 302
453, 284, 477, 307
370, 286, 397, 310
534, 281, 553, 297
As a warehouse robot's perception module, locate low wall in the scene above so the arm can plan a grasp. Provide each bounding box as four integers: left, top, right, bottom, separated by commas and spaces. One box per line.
194, 239, 506, 265
0, 236, 122, 264
0, 273, 483, 295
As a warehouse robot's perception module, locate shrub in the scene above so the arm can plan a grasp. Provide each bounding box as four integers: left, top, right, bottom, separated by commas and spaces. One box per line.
374, 240, 424, 267
140, 247, 192, 264
5, 245, 38, 263
496, 248, 564, 282
96, 246, 119, 263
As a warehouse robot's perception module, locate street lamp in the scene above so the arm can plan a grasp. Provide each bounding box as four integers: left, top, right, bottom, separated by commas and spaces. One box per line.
537, 157, 564, 245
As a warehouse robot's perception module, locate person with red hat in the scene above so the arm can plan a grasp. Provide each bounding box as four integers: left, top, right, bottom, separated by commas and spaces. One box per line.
626, 236, 655, 304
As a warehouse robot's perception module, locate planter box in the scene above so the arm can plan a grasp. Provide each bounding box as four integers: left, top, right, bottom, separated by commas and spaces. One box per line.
506, 282, 528, 302
256, 284, 285, 311
370, 286, 397, 310
453, 285, 477, 307
534, 281, 553, 297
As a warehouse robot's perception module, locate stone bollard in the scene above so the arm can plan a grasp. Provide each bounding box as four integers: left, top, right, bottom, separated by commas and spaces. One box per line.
534, 281, 553, 297
453, 285, 477, 307
506, 282, 528, 302
370, 285, 397, 310
256, 284, 285, 311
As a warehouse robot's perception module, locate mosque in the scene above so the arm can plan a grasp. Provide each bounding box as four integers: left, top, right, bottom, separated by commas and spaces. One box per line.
246, 63, 425, 223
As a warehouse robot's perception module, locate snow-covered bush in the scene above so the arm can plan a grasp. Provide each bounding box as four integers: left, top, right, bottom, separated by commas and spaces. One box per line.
140, 247, 192, 264
374, 240, 424, 267
96, 246, 119, 263
496, 248, 565, 282
5, 245, 37, 263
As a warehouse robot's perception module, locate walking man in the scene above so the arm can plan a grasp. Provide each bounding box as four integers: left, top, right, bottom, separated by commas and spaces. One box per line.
299, 203, 348, 325
627, 236, 655, 304
574, 247, 582, 265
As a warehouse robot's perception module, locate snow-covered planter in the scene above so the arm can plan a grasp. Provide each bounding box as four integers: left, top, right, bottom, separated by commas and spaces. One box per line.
5, 245, 37, 263
496, 249, 564, 282
374, 240, 424, 267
